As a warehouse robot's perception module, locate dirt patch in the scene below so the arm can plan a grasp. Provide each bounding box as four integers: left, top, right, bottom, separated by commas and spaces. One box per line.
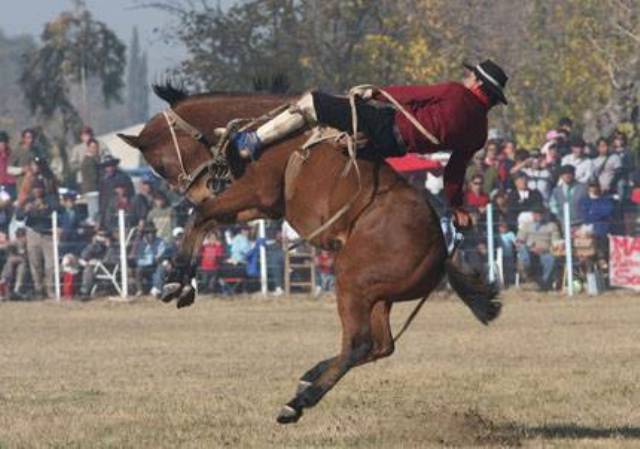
430, 408, 522, 447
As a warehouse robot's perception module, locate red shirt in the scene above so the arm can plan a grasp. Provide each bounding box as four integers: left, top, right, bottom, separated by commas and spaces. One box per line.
377, 82, 489, 207
315, 252, 334, 275
464, 190, 489, 209
200, 242, 224, 271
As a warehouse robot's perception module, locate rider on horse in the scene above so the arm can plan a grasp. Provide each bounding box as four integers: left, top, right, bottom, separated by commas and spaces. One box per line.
232, 59, 509, 228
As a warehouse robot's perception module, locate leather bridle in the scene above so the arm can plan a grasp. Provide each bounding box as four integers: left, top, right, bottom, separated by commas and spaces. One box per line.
161, 107, 232, 195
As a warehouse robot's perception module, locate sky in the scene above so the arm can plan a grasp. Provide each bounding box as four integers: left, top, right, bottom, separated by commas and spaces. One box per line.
0, 0, 233, 111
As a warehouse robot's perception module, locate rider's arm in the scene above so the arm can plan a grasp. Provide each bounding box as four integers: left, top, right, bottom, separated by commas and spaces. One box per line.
443, 148, 476, 208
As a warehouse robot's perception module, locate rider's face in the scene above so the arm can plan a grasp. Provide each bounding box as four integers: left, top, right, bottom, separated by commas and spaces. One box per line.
462, 70, 482, 90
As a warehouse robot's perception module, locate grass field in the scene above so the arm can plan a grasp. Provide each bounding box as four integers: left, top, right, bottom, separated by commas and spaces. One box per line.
0, 289, 639, 449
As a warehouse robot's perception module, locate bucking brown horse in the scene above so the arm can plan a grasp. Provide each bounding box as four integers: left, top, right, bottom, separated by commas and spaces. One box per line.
118, 83, 500, 424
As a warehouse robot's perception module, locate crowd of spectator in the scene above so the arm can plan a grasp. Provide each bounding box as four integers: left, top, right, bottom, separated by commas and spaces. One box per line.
0, 125, 335, 301
425, 118, 639, 292
0, 116, 636, 300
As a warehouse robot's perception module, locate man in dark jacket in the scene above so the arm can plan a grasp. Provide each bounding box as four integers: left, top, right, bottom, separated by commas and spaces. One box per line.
506, 172, 544, 231
232, 59, 509, 228
98, 155, 134, 226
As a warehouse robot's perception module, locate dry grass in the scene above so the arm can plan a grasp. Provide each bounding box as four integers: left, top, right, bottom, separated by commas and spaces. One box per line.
0, 289, 639, 448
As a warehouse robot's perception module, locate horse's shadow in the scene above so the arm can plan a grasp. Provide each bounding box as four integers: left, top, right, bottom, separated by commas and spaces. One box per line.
513, 423, 640, 440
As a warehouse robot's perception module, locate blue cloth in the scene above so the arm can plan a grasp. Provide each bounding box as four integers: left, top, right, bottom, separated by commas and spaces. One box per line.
245, 238, 266, 278
136, 237, 167, 267
232, 131, 262, 158
579, 195, 615, 237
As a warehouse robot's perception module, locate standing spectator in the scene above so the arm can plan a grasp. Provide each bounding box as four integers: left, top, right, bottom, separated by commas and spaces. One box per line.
0, 131, 18, 198
516, 206, 560, 291
58, 191, 85, 255
522, 149, 553, 200
69, 126, 107, 182
561, 137, 594, 184
98, 156, 134, 224
12, 129, 47, 194
497, 139, 516, 190
557, 117, 573, 136
579, 180, 616, 260
80, 138, 101, 221
0, 227, 28, 300
132, 222, 166, 296
130, 178, 155, 227
17, 157, 58, 209
506, 172, 544, 230
146, 190, 173, 242
102, 184, 132, 232
549, 165, 588, 229
465, 151, 499, 195
15, 179, 58, 299
611, 131, 635, 200
315, 249, 335, 294
592, 137, 622, 194
464, 175, 489, 217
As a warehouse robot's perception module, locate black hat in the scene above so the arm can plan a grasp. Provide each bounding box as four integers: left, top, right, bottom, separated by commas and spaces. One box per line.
0, 131, 9, 143
559, 164, 576, 175
99, 155, 120, 167
463, 59, 509, 105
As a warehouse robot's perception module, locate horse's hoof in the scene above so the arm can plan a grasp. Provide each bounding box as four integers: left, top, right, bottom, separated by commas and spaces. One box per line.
276, 405, 302, 424
176, 286, 195, 309
296, 380, 313, 396
161, 283, 182, 302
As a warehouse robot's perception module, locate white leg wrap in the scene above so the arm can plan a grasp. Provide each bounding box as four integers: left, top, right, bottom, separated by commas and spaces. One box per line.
256, 92, 317, 145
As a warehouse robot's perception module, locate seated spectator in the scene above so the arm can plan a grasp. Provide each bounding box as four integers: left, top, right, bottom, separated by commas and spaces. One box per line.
0, 131, 17, 198
592, 137, 622, 194
561, 136, 594, 184
315, 249, 335, 294
464, 175, 489, 218
58, 190, 86, 255
102, 183, 132, 232
465, 150, 498, 195
509, 148, 530, 176
132, 222, 166, 296
0, 227, 28, 300
579, 180, 616, 260
147, 190, 173, 242
549, 165, 587, 229
496, 221, 517, 287
197, 231, 225, 293
497, 140, 516, 190
78, 228, 119, 300
228, 226, 252, 265
516, 206, 560, 291
522, 149, 553, 200
151, 227, 185, 298
611, 131, 635, 202
506, 172, 544, 230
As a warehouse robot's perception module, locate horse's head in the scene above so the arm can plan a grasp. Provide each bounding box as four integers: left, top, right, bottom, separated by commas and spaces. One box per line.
118, 82, 290, 205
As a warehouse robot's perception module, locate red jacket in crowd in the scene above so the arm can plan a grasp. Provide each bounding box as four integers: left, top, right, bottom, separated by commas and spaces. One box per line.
377, 82, 489, 207
200, 241, 224, 271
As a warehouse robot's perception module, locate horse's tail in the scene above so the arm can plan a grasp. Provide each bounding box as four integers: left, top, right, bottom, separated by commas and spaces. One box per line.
445, 258, 501, 325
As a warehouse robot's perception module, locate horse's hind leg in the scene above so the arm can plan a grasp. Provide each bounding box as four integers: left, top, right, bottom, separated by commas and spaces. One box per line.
278, 297, 394, 424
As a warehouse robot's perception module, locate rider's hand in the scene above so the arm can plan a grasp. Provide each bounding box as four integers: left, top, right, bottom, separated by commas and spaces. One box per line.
452, 208, 472, 230
350, 86, 374, 100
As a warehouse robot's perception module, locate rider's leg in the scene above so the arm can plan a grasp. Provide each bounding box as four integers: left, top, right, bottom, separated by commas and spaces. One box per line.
233, 91, 406, 158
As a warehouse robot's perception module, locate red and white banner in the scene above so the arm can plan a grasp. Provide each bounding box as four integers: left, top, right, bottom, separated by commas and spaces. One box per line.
609, 235, 640, 291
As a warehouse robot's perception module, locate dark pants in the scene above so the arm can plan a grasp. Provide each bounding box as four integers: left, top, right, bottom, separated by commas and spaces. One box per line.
312, 91, 405, 157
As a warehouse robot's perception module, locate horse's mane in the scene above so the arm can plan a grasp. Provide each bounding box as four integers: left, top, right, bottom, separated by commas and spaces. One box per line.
152, 81, 189, 107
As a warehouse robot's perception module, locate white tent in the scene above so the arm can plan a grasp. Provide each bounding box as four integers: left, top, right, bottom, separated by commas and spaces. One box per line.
97, 123, 145, 170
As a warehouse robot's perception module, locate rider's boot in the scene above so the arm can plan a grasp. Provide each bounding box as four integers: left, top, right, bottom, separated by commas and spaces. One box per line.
232, 92, 317, 159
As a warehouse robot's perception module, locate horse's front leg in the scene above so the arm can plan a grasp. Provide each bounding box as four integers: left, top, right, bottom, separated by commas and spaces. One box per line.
162, 179, 275, 307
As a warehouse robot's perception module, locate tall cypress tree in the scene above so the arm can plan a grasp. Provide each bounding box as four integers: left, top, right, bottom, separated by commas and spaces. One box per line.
127, 27, 149, 123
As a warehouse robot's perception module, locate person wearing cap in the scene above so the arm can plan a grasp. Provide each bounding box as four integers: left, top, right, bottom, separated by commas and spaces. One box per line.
549, 164, 588, 230
561, 136, 594, 184
98, 155, 135, 219
231, 59, 509, 228
15, 177, 60, 299
516, 205, 560, 291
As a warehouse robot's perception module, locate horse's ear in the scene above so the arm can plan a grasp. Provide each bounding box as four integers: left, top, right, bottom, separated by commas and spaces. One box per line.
118, 133, 141, 149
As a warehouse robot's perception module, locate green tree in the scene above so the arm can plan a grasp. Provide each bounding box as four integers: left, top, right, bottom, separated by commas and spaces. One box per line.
20, 0, 126, 181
